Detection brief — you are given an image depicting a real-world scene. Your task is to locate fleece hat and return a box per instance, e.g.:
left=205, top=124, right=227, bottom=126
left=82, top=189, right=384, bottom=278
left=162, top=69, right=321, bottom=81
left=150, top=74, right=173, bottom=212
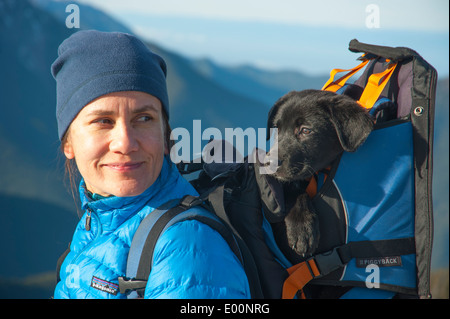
left=51, top=30, right=169, bottom=140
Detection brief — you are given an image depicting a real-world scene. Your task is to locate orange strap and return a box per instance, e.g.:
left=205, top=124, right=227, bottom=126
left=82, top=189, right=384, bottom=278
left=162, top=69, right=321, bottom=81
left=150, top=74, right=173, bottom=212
left=305, top=169, right=329, bottom=198
left=282, top=259, right=321, bottom=299
left=305, top=177, right=317, bottom=198
left=357, top=61, right=397, bottom=109
left=283, top=169, right=330, bottom=299
left=322, top=57, right=397, bottom=111
left=321, top=58, right=370, bottom=92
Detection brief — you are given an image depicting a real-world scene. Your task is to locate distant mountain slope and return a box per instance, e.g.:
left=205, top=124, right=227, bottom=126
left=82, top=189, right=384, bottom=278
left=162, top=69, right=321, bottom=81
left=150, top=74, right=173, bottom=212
left=0, top=194, right=78, bottom=278
left=191, top=58, right=327, bottom=106
left=148, top=43, right=269, bottom=132
left=0, top=0, right=74, bottom=210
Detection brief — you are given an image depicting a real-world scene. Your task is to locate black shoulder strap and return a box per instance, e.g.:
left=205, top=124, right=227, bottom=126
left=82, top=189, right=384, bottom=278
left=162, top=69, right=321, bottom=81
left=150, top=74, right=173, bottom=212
left=56, top=244, right=71, bottom=283
left=119, top=194, right=261, bottom=298
left=207, top=186, right=264, bottom=298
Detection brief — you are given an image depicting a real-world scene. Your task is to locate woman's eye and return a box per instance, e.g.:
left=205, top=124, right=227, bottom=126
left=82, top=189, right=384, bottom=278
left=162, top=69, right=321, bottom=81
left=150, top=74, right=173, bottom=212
left=136, top=115, right=152, bottom=122
left=93, top=118, right=113, bottom=125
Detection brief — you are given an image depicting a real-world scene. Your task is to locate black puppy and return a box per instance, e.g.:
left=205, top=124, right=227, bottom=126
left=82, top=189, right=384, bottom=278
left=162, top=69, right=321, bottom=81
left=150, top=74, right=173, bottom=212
left=266, top=89, right=373, bottom=258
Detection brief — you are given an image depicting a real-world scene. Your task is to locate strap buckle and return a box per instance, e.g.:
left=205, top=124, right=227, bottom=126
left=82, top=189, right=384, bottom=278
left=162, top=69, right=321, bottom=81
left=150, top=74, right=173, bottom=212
left=118, top=276, right=147, bottom=294
left=282, top=246, right=346, bottom=299
left=313, top=246, right=345, bottom=277
left=179, top=195, right=204, bottom=208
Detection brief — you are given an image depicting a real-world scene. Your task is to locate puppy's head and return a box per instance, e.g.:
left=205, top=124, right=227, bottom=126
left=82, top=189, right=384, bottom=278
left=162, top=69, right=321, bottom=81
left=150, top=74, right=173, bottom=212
left=267, top=89, right=373, bottom=182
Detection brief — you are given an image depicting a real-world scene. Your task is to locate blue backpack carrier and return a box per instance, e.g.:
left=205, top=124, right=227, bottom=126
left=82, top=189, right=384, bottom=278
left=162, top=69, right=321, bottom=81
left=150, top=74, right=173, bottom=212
left=304, top=39, right=436, bottom=298
left=117, top=40, right=436, bottom=299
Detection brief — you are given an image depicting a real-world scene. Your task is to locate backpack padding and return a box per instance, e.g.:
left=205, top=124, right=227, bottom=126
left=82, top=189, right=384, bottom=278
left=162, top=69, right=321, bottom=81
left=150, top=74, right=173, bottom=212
left=409, top=56, right=437, bottom=298
left=206, top=186, right=265, bottom=298
left=217, top=164, right=289, bottom=298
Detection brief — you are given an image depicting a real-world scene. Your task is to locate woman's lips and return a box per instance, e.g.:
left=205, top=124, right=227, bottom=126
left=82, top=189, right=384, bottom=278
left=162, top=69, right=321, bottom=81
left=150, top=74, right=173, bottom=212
left=102, top=162, right=143, bottom=172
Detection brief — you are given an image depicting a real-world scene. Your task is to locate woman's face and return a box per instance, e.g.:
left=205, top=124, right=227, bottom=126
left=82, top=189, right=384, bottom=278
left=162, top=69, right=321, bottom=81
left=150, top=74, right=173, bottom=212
left=63, top=91, right=168, bottom=197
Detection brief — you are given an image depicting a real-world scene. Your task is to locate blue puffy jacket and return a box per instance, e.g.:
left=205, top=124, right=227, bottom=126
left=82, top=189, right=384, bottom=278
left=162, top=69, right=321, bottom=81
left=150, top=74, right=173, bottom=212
left=54, top=157, right=251, bottom=299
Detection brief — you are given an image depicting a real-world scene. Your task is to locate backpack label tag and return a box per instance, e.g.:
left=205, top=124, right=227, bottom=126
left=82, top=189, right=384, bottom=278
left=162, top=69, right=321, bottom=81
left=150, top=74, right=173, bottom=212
left=356, top=256, right=402, bottom=268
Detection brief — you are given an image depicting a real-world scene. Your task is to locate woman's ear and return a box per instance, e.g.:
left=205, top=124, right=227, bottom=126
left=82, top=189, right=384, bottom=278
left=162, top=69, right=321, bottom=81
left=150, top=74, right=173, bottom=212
left=63, top=137, right=75, bottom=159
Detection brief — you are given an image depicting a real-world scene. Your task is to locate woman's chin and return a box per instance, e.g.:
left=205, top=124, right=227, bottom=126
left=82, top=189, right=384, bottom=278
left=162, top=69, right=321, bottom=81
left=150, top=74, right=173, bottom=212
left=88, top=179, right=152, bottom=198
left=112, top=183, right=148, bottom=197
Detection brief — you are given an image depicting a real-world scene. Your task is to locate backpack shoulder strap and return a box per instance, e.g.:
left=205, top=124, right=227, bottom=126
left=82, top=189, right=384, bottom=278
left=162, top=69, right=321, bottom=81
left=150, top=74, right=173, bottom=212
left=118, top=195, right=247, bottom=298
left=56, top=243, right=71, bottom=284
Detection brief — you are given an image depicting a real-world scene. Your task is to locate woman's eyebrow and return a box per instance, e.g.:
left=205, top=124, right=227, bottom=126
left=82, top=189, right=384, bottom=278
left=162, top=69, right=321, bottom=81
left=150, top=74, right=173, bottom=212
left=133, top=105, right=159, bottom=114
left=85, top=109, right=115, bottom=117
left=85, top=105, right=158, bottom=117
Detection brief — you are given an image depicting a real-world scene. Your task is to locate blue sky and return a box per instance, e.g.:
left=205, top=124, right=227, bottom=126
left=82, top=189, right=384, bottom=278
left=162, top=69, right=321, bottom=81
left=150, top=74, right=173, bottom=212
left=78, top=0, right=449, bottom=77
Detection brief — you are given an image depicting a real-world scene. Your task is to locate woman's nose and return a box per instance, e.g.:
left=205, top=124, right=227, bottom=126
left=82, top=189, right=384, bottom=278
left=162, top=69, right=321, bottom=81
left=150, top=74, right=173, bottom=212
left=109, top=122, right=139, bottom=154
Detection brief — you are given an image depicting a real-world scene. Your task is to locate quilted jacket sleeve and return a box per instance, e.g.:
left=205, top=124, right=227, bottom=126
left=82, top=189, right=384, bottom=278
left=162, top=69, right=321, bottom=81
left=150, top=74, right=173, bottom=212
left=143, top=219, right=251, bottom=299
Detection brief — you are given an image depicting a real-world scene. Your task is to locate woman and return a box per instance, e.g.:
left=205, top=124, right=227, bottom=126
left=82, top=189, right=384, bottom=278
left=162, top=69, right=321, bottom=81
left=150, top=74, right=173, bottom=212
left=52, top=30, right=250, bottom=299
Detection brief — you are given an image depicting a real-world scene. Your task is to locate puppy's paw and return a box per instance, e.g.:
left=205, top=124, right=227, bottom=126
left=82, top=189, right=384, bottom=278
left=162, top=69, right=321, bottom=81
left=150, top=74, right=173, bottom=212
left=285, top=194, right=320, bottom=257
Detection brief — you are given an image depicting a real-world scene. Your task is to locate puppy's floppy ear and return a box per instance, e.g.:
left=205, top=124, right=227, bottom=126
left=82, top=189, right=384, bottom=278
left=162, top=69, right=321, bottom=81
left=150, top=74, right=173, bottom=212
left=267, top=91, right=297, bottom=140
left=327, top=95, right=374, bottom=152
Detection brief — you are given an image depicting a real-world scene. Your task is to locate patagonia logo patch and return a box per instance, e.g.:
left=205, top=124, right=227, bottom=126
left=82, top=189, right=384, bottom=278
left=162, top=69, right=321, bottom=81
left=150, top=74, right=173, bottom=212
left=356, top=256, right=402, bottom=268
left=91, top=276, right=119, bottom=295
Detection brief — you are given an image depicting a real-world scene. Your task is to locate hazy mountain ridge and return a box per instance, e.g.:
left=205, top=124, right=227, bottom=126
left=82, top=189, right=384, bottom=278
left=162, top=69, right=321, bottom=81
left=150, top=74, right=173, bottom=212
left=0, top=0, right=447, bottom=298
left=190, top=58, right=328, bottom=106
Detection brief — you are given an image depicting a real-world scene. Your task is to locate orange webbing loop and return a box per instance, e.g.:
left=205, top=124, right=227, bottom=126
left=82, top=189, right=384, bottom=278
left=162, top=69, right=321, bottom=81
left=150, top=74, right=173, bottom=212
left=321, top=58, right=370, bottom=92
left=305, top=168, right=329, bottom=198
left=357, top=61, right=397, bottom=109
left=305, top=177, right=317, bottom=198
left=282, top=259, right=321, bottom=299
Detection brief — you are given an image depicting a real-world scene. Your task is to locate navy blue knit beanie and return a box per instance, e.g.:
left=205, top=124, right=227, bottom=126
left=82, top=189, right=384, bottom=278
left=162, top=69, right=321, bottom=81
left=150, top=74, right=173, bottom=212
left=51, top=30, right=169, bottom=140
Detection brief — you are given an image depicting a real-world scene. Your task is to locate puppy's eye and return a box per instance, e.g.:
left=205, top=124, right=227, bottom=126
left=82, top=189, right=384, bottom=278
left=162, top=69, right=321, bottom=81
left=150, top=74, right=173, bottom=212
left=301, top=128, right=312, bottom=135
left=295, top=127, right=312, bottom=136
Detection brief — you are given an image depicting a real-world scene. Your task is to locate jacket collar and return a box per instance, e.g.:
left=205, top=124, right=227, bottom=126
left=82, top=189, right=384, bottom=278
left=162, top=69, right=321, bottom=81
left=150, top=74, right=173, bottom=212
left=78, top=156, right=190, bottom=232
